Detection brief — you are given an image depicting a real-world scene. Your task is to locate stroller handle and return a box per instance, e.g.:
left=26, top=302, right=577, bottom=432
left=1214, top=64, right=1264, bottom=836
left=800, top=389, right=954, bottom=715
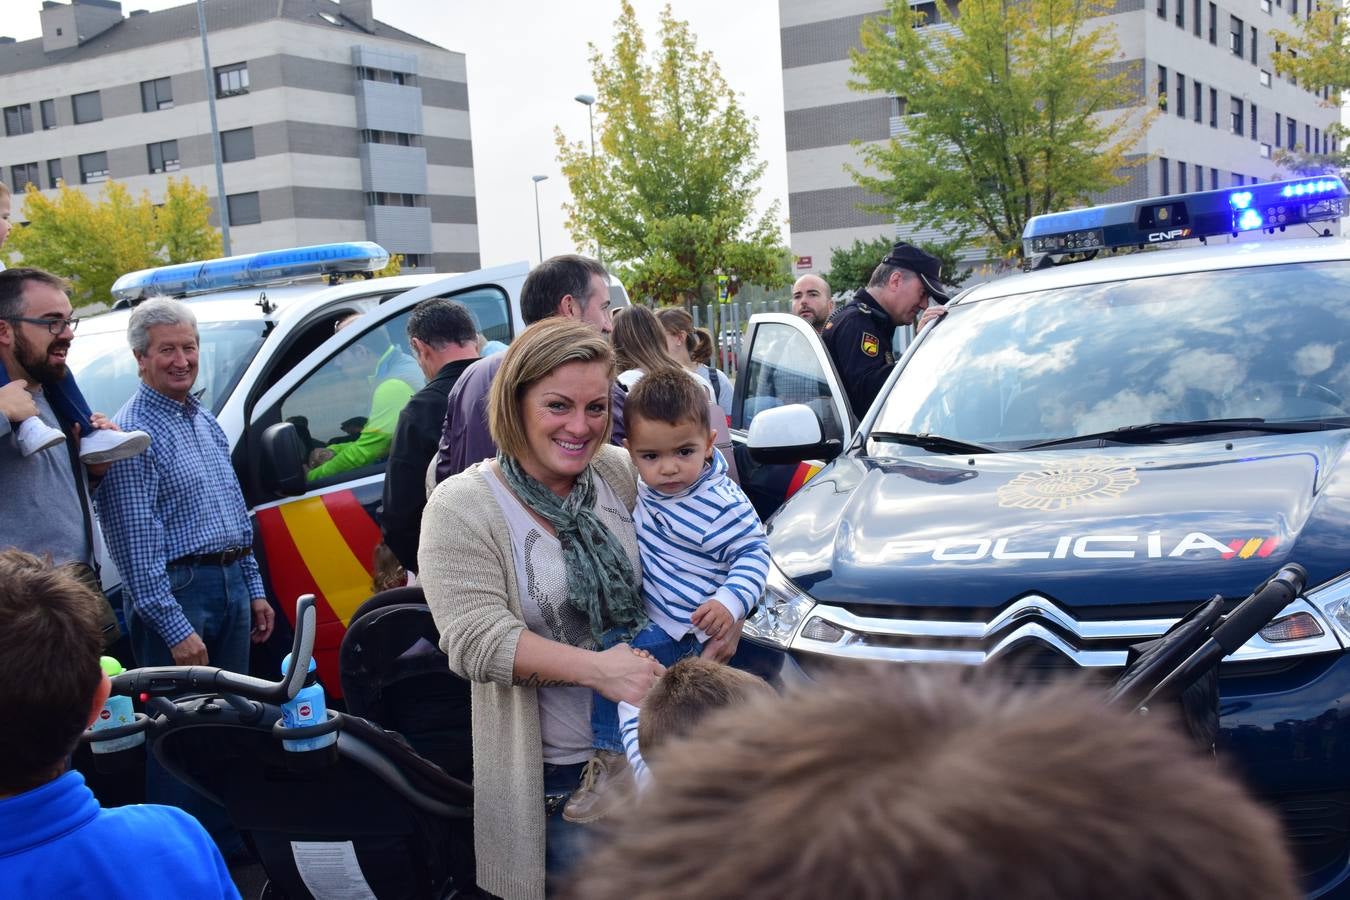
left=110, top=594, right=318, bottom=703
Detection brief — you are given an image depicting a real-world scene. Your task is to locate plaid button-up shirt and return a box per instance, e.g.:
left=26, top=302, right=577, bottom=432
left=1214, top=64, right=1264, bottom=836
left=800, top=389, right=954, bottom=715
left=96, top=383, right=265, bottom=646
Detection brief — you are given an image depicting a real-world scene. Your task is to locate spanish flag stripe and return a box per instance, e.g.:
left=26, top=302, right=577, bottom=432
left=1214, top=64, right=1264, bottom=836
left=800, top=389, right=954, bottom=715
left=255, top=506, right=336, bottom=630
left=1256, top=537, right=1279, bottom=558
left=786, top=463, right=823, bottom=498
left=1238, top=537, right=1265, bottom=560
left=277, top=497, right=374, bottom=627
left=320, top=491, right=381, bottom=578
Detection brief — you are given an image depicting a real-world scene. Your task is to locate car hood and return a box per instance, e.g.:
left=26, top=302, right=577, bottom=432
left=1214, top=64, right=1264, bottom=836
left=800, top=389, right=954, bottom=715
left=768, top=432, right=1350, bottom=609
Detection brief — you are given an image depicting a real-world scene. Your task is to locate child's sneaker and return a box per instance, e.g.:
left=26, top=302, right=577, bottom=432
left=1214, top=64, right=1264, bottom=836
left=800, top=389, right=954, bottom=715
left=562, top=750, right=634, bottom=823
left=78, top=428, right=151, bottom=464
left=16, top=416, right=66, bottom=456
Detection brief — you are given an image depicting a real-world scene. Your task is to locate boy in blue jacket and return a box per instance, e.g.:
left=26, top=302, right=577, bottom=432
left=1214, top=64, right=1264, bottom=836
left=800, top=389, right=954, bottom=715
left=0, top=549, right=238, bottom=899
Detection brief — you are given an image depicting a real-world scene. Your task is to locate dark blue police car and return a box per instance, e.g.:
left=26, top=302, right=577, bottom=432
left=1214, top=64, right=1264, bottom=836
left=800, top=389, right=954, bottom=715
left=727, top=177, right=1350, bottom=896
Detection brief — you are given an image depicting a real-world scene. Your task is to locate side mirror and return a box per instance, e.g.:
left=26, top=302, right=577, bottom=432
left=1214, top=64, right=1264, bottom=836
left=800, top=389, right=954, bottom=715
left=261, top=422, right=307, bottom=497
left=747, top=404, right=842, bottom=465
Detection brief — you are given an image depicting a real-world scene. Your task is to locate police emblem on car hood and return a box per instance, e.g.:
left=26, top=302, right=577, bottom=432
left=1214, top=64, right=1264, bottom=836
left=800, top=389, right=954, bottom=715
left=996, top=457, right=1139, bottom=511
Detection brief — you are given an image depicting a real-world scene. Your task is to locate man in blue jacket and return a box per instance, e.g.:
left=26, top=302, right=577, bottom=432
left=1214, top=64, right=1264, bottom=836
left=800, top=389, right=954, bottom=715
left=0, top=549, right=238, bottom=899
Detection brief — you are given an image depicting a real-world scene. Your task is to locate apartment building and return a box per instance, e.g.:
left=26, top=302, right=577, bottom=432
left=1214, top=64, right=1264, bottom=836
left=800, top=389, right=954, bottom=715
left=780, top=0, right=1340, bottom=274
left=0, top=0, right=479, bottom=273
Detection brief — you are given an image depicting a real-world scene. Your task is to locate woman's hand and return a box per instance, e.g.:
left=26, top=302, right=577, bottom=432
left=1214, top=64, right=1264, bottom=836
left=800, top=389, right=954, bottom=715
left=701, top=618, right=745, bottom=663
left=589, top=642, right=664, bottom=705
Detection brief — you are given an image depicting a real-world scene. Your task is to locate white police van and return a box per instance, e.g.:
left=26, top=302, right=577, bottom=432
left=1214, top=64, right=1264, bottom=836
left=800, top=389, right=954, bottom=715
left=724, top=176, right=1350, bottom=894
left=69, top=242, right=629, bottom=689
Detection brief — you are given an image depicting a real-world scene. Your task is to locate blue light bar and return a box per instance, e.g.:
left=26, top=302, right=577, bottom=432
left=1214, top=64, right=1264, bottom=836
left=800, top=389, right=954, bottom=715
left=1023, top=175, right=1348, bottom=258
left=111, top=242, right=391, bottom=302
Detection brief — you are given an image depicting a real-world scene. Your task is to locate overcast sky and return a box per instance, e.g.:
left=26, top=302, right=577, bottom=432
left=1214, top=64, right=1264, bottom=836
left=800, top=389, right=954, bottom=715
left=9, top=0, right=790, bottom=268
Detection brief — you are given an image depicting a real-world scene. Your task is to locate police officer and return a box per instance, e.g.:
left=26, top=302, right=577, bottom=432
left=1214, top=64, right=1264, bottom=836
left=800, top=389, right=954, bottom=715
left=822, top=242, right=949, bottom=419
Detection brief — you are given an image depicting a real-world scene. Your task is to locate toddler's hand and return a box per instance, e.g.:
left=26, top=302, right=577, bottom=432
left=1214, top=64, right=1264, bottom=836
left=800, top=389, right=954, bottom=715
left=692, top=600, right=733, bottom=640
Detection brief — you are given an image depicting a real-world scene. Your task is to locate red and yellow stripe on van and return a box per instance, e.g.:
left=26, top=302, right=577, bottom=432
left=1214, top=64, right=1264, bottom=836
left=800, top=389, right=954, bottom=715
left=255, top=490, right=380, bottom=695
left=785, top=462, right=823, bottom=499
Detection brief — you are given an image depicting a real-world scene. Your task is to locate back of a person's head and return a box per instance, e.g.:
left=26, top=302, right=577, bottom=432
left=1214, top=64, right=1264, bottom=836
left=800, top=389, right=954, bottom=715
left=0, top=550, right=105, bottom=795
left=520, top=254, right=607, bottom=325
left=637, top=657, right=773, bottom=768
left=690, top=328, right=714, bottom=366
left=613, top=304, right=679, bottom=376
left=569, top=668, right=1298, bottom=900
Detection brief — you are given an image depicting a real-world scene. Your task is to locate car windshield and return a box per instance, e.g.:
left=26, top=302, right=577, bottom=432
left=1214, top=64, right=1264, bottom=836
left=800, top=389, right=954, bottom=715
left=66, top=321, right=268, bottom=416
left=872, top=260, right=1350, bottom=450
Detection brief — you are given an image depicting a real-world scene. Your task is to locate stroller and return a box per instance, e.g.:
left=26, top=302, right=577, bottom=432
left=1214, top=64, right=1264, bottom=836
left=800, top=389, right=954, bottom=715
left=83, top=594, right=475, bottom=899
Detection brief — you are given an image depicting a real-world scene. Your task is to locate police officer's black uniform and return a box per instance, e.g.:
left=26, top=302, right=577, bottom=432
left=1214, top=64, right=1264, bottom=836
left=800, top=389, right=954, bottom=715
left=821, top=288, right=897, bottom=421
left=821, top=241, right=951, bottom=421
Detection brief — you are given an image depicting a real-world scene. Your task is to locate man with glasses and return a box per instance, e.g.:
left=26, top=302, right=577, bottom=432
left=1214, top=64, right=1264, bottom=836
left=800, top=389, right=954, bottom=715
left=0, top=267, right=146, bottom=647
left=822, top=242, right=950, bottom=420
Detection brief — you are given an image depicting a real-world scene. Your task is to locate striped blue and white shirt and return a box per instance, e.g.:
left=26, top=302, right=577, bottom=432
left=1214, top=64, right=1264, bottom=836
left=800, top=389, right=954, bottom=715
left=95, top=383, right=265, bottom=647
left=636, top=450, right=769, bottom=642
left=618, top=700, right=652, bottom=792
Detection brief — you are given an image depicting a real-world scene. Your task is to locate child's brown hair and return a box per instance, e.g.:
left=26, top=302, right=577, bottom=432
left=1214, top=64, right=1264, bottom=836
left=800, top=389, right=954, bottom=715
left=636, top=657, right=773, bottom=766
left=624, top=368, right=708, bottom=434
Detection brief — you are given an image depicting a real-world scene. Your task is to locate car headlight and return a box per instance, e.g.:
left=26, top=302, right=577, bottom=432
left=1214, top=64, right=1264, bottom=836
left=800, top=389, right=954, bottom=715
left=1302, top=572, right=1350, bottom=647
left=743, top=561, right=815, bottom=649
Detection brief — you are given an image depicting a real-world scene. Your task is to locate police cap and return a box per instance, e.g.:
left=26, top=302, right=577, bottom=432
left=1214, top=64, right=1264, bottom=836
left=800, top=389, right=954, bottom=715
left=881, top=242, right=951, bottom=304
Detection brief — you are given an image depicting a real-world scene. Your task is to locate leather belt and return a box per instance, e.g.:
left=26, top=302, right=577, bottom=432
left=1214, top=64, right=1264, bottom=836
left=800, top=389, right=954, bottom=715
left=170, top=547, right=252, bottom=567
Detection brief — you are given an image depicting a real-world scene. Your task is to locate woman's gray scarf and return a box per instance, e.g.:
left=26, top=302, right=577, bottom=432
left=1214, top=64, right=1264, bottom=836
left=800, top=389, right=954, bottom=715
left=498, top=453, right=647, bottom=646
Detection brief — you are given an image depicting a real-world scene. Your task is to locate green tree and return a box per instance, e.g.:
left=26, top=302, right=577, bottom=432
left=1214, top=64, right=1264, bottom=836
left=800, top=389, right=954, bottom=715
left=821, top=235, right=972, bottom=295
left=5, top=177, right=221, bottom=306
left=848, top=0, right=1154, bottom=260
left=1270, top=7, right=1350, bottom=176
left=555, top=1, right=788, bottom=309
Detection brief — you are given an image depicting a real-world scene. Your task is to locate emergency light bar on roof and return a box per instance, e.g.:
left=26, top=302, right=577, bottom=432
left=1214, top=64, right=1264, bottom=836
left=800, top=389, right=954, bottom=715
left=110, top=242, right=391, bottom=303
left=1022, top=176, right=1348, bottom=260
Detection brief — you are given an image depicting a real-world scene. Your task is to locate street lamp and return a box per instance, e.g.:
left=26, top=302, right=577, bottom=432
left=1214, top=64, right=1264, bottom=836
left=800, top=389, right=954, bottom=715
left=531, top=174, right=549, bottom=264
left=573, top=93, right=600, bottom=260
left=196, top=0, right=231, bottom=255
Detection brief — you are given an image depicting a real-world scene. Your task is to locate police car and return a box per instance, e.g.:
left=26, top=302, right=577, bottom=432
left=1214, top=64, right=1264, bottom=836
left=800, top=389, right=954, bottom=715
left=69, top=243, right=629, bottom=691
left=727, top=177, right=1350, bottom=895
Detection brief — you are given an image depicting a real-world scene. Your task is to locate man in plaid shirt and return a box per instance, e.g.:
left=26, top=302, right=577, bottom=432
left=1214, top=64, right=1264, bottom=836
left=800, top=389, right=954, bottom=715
left=95, top=298, right=274, bottom=671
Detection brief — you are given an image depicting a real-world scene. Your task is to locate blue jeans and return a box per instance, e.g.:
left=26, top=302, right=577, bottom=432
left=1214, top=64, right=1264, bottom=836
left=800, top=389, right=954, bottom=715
left=591, top=623, right=701, bottom=753
left=544, top=761, right=591, bottom=891
left=0, top=367, right=94, bottom=435
left=128, top=559, right=252, bottom=857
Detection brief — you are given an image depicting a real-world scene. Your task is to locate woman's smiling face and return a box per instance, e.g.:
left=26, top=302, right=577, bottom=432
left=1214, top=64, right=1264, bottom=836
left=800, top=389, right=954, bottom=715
left=516, top=360, right=612, bottom=495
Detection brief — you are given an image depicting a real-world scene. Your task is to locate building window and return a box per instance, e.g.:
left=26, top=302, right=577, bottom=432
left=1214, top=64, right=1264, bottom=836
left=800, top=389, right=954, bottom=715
left=1175, top=0, right=1184, bottom=27
left=46, top=158, right=61, bottom=189
left=364, top=192, right=424, bottom=207
left=1192, top=81, right=1202, bottom=122
left=1287, top=117, right=1297, bottom=149
left=1178, top=159, right=1188, bottom=192
left=1292, top=0, right=1297, bottom=14
left=1229, top=16, right=1244, bottom=56
left=1209, top=88, right=1218, bottom=128
left=1194, top=163, right=1203, bottom=189
left=1306, top=123, right=1312, bottom=152
left=1260, top=69, right=1271, bottom=87
left=215, top=62, right=250, bottom=98
left=1208, top=2, right=1217, bottom=43
left=1288, top=50, right=1297, bottom=86
left=11, top=162, right=39, bottom=193
left=356, top=66, right=416, bottom=86
left=1176, top=73, right=1186, bottom=117
left=1250, top=27, right=1257, bottom=64
left=221, top=127, right=255, bottom=163
left=39, top=99, right=56, bottom=130
left=226, top=191, right=261, bottom=225
left=1157, top=0, right=1166, bottom=17
left=402, top=253, right=423, bottom=268
left=4, top=104, right=33, bottom=136
left=360, top=129, right=421, bottom=147
left=78, top=151, right=108, bottom=184
left=1210, top=167, right=1219, bottom=189
left=147, top=140, right=180, bottom=174
left=1250, top=102, right=1257, bottom=140
left=1233, top=173, right=1245, bottom=186
left=1193, top=0, right=1201, bottom=33
left=1157, top=65, right=1168, bottom=111
left=1275, top=112, right=1282, bottom=146
left=140, top=77, right=174, bottom=112
left=1230, top=97, right=1244, bottom=134
left=72, top=91, right=102, bottom=124
left=1260, top=143, right=1272, bottom=158
left=1160, top=157, right=1170, bottom=194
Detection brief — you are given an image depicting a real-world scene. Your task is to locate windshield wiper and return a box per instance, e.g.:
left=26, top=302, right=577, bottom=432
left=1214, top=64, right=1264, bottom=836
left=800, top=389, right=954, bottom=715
left=1022, top=418, right=1345, bottom=450
left=869, top=431, right=1001, bottom=455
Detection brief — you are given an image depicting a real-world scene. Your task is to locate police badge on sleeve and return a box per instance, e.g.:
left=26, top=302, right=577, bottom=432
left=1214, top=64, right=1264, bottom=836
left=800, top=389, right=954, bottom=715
left=861, top=333, right=879, bottom=357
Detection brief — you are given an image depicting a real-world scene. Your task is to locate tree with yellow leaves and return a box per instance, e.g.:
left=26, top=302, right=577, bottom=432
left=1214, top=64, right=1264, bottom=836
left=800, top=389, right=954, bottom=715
left=3, top=177, right=221, bottom=307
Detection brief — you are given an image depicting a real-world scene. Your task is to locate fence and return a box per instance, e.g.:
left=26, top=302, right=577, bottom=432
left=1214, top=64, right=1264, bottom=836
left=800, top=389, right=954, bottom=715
left=639, top=292, right=792, bottom=373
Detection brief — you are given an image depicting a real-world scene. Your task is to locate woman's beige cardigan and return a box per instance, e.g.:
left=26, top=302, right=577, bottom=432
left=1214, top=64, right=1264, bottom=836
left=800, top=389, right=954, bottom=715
left=418, top=446, right=638, bottom=900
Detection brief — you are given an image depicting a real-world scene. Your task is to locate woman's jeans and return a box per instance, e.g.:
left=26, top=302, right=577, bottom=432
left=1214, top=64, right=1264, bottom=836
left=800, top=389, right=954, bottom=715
left=590, top=623, right=701, bottom=753
left=0, top=367, right=95, bottom=435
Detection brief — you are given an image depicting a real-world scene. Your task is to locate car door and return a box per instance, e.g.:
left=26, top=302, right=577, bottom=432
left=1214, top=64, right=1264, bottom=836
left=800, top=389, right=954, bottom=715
left=242, top=278, right=519, bottom=689
left=730, top=313, right=854, bottom=520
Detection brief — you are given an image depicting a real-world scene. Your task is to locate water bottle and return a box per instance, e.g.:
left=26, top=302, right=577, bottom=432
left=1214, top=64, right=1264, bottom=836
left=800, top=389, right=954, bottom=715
left=90, top=656, right=144, bottom=754
left=280, top=654, right=336, bottom=752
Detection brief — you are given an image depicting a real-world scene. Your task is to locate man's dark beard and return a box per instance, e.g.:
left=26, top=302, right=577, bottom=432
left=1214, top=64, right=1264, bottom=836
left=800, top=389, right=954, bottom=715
left=13, top=326, right=68, bottom=385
